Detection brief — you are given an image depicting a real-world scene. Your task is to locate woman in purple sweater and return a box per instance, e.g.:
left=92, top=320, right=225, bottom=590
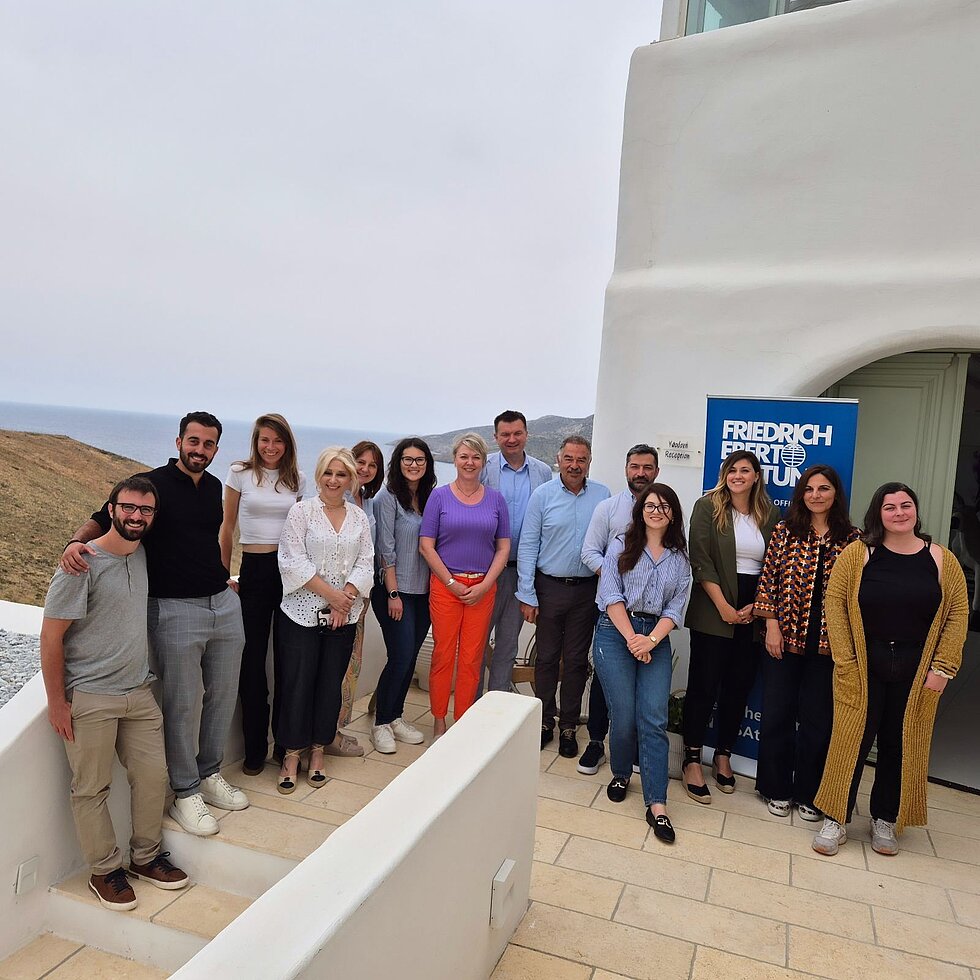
left=420, top=433, right=510, bottom=738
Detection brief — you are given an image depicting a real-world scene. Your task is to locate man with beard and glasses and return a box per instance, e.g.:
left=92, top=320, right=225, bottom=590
left=578, top=444, right=661, bottom=774
left=62, top=412, right=247, bottom=837
left=42, top=477, right=190, bottom=911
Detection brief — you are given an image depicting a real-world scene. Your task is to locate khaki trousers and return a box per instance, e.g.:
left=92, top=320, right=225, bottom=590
left=63, top=685, right=169, bottom=875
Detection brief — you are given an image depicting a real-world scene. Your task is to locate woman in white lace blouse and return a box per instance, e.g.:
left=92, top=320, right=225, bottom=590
left=275, top=447, right=374, bottom=794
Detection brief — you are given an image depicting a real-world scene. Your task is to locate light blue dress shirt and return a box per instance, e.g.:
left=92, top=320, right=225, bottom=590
left=372, top=485, right=429, bottom=595
left=596, top=536, right=692, bottom=627
left=581, top=489, right=636, bottom=573
left=516, top=477, right=611, bottom=606
left=481, top=451, right=553, bottom=559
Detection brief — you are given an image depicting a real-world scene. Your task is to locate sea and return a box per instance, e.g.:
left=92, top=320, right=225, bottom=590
left=0, top=401, right=457, bottom=485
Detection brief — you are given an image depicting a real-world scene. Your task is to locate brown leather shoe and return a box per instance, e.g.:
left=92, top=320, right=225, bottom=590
left=127, top=851, right=189, bottom=891
left=89, top=868, right=137, bottom=910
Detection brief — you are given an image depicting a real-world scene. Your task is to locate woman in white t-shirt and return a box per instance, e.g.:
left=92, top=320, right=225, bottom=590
left=681, top=451, right=779, bottom=804
left=220, top=413, right=306, bottom=776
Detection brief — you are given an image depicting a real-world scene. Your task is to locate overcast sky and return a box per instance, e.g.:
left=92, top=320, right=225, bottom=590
left=1, top=2, right=661, bottom=433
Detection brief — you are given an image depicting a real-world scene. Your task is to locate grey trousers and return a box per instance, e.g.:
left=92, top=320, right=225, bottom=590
left=148, top=590, right=245, bottom=798
left=478, top=565, right=522, bottom=696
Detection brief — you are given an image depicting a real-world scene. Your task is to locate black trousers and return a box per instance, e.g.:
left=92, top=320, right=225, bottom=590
left=586, top=670, right=609, bottom=741
left=275, top=612, right=356, bottom=750
left=756, top=647, right=834, bottom=805
left=534, top=573, right=599, bottom=732
left=237, top=551, right=282, bottom=768
left=682, top=574, right=761, bottom=752
left=845, top=638, right=922, bottom=823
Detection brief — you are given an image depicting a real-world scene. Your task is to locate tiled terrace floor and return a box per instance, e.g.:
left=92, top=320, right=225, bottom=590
left=3, top=683, right=979, bottom=978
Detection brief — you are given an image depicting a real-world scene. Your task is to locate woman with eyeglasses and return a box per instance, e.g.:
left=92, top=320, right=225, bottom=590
left=335, top=440, right=385, bottom=752
left=682, top=450, right=779, bottom=804
left=220, top=413, right=306, bottom=776
left=753, top=465, right=860, bottom=821
left=369, top=438, right=437, bottom=754
left=812, top=483, right=968, bottom=858
left=420, top=433, right=510, bottom=739
left=593, top=484, right=691, bottom=844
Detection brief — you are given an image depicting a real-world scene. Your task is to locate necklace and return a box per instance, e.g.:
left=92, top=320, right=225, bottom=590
left=454, top=480, right=482, bottom=499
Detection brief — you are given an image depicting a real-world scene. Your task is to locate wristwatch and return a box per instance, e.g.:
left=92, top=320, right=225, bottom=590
left=388, top=590, right=400, bottom=600
left=447, top=576, right=457, bottom=588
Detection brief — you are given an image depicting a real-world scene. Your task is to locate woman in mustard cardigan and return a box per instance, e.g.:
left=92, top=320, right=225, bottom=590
left=812, top=483, right=968, bottom=857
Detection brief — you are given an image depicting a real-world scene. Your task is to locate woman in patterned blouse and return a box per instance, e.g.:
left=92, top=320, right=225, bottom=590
left=754, top=465, right=860, bottom=821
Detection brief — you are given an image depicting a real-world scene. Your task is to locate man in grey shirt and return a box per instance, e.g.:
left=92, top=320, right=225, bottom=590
left=578, top=443, right=660, bottom=773
left=41, top=477, right=189, bottom=912
left=479, top=410, right=554, bottom=695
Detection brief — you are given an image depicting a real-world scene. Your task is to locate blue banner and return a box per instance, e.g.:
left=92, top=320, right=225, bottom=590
left=700, top=395, right=859, bottom=766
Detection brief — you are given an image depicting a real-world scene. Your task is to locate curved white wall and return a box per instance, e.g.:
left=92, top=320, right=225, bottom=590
left=591, top=0, right=980, bottom=501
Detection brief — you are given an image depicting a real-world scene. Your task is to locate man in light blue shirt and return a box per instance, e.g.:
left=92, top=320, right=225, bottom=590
left=517, top=436, right=610, bottom=757
left=479, top=410, right=553, bottom=696
left=578, top=444, right=660, bottom=773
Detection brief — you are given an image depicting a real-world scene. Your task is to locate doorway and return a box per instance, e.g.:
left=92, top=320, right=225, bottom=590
left=824, top=351, right=980, bottom=792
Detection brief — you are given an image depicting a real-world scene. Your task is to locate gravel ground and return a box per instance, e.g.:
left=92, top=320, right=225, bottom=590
left=0, top=628, right=41, bottom=709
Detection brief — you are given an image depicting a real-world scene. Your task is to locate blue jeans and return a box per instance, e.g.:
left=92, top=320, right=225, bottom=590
left=593, top=613, right=672, bottom=806
left=371, top=586, right=432, bottom=726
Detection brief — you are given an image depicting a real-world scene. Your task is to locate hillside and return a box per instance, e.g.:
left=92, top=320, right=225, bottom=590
left=0, top=430, right=152, bottom=604
left=423, top=414, right=593, bottom=464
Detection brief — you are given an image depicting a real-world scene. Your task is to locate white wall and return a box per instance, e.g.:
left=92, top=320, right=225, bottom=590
left=172, top=692, right=540, bottom=980
left=590, top=0, right=980, bottom=675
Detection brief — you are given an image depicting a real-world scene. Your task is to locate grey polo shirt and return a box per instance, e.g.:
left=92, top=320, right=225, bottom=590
left=43, top=543, right=153, bottom=696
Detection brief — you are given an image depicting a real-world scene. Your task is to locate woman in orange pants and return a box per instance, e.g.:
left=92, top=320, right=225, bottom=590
left=420, top=433, right=510, bottom=738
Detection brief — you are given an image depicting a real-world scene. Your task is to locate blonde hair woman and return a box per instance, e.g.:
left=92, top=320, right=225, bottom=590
left=220, top=413, right=306, bottom=775
left=681, top=450, right=779, bottom=803
left=275, top=448, right=374, bottom=793
left=419, top=433, right=510, bottom=739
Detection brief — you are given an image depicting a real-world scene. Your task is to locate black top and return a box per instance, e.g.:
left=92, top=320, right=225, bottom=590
left=803, top=544, right=825, bottom=656
left=858, top=543, right=941, bottom=645
left=92, top=459, right=229, bottom=599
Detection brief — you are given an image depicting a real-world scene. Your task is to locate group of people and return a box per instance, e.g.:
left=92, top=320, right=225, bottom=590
left=39, top=408, right=969, bottom=912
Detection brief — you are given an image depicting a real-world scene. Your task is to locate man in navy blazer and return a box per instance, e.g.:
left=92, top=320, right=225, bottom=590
left=479, top=410, right=554, bottom=694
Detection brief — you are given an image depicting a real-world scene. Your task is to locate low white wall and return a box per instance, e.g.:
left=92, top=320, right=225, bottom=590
left=173, top=692, right=540, bottom=980
left=0, top=602, right=82, bottom=958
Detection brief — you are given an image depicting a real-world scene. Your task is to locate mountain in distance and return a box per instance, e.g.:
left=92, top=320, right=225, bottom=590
left=423, top=414, right=593, bottom=464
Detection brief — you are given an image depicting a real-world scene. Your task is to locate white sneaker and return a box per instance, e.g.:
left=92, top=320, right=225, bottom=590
left=390, top=717, right=424, bottom=744
left=812, top=817, right=846, bottom=856
left=169, top=793, right=219, bottom=837
left=870, top=817, right=899, bottom=856
left=372, top=724, right=397, bottom=754
left=200, top=773, right=249, bottom=811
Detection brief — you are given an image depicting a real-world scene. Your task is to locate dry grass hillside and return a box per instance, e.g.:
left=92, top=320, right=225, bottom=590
left=0, top=430, right=154, bottom=604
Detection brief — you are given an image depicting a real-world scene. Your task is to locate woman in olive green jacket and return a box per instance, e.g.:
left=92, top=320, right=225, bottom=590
left=682, top=451, right=779, bottom=803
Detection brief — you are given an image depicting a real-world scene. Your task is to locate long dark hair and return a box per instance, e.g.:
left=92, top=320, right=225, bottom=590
left=351, top=440, right=384, bottom=499
left=785, top=464, right=853, bottom=543
left=862, top=482, right=931, bottom=548
left=618, top=483, right=687, bottom=575
left=387, top=437, right=436, bottom=514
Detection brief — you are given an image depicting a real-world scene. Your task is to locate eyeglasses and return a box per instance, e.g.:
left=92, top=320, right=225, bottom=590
left=115, top=502, right=157, bottom=516
left=643, top=503, right=671, bottom=515
left=401, top=456, right=426, bottom=467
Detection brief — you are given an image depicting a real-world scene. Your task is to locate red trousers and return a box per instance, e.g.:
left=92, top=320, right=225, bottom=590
left=428, top=574, right=496, bottom=721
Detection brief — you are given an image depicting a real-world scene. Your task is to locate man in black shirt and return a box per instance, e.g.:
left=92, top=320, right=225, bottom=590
left=63, top=412, right=248, bottom=837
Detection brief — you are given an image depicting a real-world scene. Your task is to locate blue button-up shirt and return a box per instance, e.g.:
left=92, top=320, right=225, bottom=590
left=516, top=477, right=611, bottom=606
left=596, top=536, right=692, bottom=627
left=581, top=488, right=636, bottom=573
left=481, top=451, right=553, bottom=559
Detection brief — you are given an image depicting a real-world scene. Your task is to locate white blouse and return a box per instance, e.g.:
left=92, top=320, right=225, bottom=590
left=278, top=498, right=375, bottom=627
left=732, top=510, right=766, bottom=575
left=226, top=464, right=307, bottom=545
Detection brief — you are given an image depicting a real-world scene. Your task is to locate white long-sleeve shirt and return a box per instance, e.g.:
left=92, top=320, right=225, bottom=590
left=278, top=498, right=375, bottom=627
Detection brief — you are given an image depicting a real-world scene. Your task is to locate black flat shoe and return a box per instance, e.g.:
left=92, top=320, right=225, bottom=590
left=683, top=746, right=711, bottom=805
left=606, top=775, right=630, bottom=803
left=712, top=750, right=736, bottom=794
left=647, top=810, right=675, bottom=844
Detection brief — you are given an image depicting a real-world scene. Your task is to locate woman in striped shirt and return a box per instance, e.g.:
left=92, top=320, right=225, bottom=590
left=592, top=483, right=692, bottom=844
